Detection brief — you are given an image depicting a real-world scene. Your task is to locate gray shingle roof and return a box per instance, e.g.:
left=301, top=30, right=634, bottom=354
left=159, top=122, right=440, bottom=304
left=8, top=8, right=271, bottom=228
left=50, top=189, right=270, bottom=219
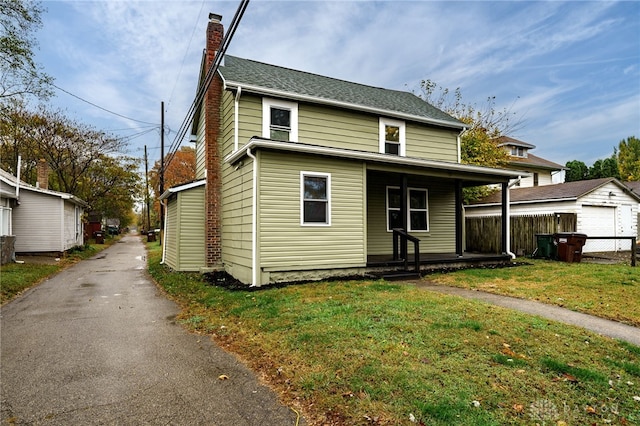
left=470, top=177, right=640, bottom=205
left=218, top=55, right=464, bottom=128
left=507, top=153, right=566, bottom=171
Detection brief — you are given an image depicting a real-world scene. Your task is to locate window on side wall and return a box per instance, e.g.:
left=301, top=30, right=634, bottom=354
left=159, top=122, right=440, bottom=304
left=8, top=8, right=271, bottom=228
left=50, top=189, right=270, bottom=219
left=263, top=98, right=298, bottom=141
left=386, top=186, right=429, bottom=232
left=301, top=172, right=331, bottom=226
left=379, top=118, right=405, bottom=156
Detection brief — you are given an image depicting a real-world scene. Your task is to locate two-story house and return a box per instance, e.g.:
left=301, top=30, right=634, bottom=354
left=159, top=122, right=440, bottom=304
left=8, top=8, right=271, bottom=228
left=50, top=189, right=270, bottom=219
left=161, top=13, right=525, bottom=286
left=497, top=136, right=565, bottom=187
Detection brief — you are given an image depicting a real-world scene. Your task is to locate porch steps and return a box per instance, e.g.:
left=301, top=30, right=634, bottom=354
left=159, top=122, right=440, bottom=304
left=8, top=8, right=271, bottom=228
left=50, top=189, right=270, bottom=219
left=381, top=271, right=421, bottom=281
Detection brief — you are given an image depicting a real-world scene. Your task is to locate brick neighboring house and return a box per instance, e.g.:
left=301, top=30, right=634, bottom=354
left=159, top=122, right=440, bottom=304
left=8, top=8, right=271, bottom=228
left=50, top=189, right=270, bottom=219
left=161, top=13, right=526, bottom=285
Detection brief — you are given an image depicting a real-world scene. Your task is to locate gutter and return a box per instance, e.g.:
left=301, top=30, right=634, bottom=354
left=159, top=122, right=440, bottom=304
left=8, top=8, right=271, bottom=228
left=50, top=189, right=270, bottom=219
left=234, top=86, right=242, bottom=151
left=15, top=155, right=21, bottom=199
left=466, top=197, right=580, bottom=209
left=245, top=148, right=258, bottom=287
left=160, top=199, right=168, bottom=265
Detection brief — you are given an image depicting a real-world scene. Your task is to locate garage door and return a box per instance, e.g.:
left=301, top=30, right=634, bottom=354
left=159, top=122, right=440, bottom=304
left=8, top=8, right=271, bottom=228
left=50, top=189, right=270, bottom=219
left=581, top=206, right=615, bottom=252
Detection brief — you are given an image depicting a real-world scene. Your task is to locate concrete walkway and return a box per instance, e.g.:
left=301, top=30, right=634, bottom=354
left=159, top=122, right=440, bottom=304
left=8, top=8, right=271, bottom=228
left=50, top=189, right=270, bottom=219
left=414, top=281, right=640, bottom=346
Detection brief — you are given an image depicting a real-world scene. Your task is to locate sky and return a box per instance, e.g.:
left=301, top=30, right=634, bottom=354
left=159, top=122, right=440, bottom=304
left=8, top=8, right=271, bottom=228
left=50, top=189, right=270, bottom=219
left=35, top=0, right=640, bottom=171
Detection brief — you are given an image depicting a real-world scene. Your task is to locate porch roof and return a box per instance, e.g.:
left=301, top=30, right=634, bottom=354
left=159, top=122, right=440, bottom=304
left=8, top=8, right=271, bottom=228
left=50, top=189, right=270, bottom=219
left=226, top=138, right=528, bottom=185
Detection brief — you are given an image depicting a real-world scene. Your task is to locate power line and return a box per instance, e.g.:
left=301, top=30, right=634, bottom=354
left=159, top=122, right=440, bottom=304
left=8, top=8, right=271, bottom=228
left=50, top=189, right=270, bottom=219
left=52, top=83, right=160, bottom=126
left=167, top=0, right=207, bottom=109
left=163, top=0, right=250, bottom=172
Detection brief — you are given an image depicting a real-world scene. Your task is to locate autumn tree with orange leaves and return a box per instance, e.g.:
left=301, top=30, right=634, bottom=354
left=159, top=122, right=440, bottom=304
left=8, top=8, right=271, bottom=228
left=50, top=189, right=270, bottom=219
left=149, top=146, right=196, bottom=216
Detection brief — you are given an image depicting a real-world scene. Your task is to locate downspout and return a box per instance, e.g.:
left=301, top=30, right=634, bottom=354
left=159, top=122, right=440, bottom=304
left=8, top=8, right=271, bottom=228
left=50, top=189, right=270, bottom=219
left=160, top=199, right=168, bottom=264
left=15, top=155, right=21, bottom=199
left=505, top=176, right=522, bottom=259
left=245, top=148, right=258, bottom=286
left=456, top=127, right=467, bottom=164
left=234, top=86, right=242, bottom=152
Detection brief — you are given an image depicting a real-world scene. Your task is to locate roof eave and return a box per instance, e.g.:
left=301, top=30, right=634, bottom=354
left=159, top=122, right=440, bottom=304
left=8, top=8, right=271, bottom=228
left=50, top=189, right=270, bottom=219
left=467, top=197, right=579, bottom=208
left=159, top=179, right=206, bottom=201
left=226, top=138, right=527, bottom=181
left=221, top=78, right=465, bottom=130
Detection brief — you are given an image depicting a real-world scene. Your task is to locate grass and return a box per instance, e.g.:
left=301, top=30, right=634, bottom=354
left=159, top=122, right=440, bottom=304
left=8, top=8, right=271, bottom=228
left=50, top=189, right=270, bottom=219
left=0, top=237, right=119, bottom=305
left=427, top=258, right=640, bottom=326
left=146, top=243, right=640, bottom=426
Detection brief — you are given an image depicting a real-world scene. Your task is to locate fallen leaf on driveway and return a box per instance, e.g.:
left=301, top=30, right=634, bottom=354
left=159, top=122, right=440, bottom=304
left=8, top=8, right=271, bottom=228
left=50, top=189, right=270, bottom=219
left=218, top=374, right=229, bottom=380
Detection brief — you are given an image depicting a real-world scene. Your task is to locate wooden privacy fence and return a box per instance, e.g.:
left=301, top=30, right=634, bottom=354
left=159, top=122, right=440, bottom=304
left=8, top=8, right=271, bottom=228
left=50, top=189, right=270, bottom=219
left=466, top=213, right=577, bottom=256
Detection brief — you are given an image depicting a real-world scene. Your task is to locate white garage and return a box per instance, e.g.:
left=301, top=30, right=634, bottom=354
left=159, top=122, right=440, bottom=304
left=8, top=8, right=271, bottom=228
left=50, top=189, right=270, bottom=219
left=466, top=177, right=639, bottom=253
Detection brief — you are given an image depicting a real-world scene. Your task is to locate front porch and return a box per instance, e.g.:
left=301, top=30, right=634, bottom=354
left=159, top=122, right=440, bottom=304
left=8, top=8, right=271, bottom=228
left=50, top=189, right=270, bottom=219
left=367, top=252, right=514, bottom=274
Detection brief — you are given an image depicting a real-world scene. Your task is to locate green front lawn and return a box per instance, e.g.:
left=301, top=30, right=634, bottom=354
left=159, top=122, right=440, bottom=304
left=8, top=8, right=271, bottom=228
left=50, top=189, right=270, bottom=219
left=147, top=243, right=640, bottom=426
left=428, top=259, right=640, bottom=326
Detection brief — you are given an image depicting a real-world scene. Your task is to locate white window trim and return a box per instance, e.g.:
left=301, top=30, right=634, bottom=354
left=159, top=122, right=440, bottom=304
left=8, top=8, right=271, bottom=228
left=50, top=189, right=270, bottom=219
left=386, top=186, right=401, bottom=232
left=408, top=187, right=429, bottom=232
left=379, top=117, right=406, bottom=156
left=385, top=186, right=429, bottom=232
left=300, top=171, right=331, bottom=226
left=262, top=98, right=298, bottom=142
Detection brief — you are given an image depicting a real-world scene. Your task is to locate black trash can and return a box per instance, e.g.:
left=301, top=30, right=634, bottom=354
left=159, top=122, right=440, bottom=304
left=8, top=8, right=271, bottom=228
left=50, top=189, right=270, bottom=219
left=535, top=234, right=557, bottom=259
left=554, top=232, right=587, bottom=263
left=147, top=231, right=156, bottom=242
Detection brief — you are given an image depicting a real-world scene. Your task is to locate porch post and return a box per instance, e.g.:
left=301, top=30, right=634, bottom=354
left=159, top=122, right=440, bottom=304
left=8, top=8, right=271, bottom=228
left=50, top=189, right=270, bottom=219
left=455, top=180, right=463, bottom=257
left=401, top=174, right=408, bottom=259
left=501, top=182, right=508, bottom=254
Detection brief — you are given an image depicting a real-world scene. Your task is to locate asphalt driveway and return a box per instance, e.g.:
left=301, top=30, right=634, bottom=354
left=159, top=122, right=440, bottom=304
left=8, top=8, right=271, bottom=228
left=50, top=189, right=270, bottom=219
left=0, top=234, right=303, bottom=425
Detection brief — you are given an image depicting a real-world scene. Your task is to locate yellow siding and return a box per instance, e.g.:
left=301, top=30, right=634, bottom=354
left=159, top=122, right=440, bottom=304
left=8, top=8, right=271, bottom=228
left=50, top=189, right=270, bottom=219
left=406, top=124, right=459, bottom=162
left=177, top=186, right=205, bottom=271
left=367, top=172, right=456, bottom=255
left=221, top=157, right=254, bottom=273
left=220, top=90, right=235, bottom=158
left=298, top=104, right=378, bottom=151
left=234, top=95, right=459, bottom=162
left=164, top=196, right=178, bottom=268
left=195, top=110, right=206, bottom=179
left=258, top=152, right=366, bottom=270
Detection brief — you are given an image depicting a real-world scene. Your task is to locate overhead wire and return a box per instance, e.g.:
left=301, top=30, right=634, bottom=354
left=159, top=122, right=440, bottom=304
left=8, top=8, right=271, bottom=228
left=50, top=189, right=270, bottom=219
left=167, top=0, right=207, bottom=109
left=52, top=82, right=160, bottom=126
left=162, top=0, right=250, bottom=173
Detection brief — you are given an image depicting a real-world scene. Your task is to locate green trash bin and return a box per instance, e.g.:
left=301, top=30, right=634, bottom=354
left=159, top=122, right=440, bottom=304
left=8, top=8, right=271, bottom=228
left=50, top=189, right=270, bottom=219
left=535, top=234, right=557, bottom=259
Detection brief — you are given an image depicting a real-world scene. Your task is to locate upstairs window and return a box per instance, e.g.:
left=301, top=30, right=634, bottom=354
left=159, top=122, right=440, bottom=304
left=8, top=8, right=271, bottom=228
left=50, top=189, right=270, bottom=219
left=510, top=146, right=525, bottom=157
left=379, top=118, right=405, bottom=156
left=263, top=98, right=298, bottom=141
left=301, top=172, right=331, bottom=226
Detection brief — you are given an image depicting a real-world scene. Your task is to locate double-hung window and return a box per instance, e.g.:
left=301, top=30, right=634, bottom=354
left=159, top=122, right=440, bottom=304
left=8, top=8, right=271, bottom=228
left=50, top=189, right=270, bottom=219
left=263, top=98, right=298, bottom=141
left=301, top=172, right=331, bottom=226
left=386, top=186, right=429, bottom=232
left=379, top=118, right=405, bottom=156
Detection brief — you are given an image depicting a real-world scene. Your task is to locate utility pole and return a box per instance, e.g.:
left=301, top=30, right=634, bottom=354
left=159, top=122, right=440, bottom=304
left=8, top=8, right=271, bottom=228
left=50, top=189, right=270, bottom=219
left=159, top=101, right=165, bottom=236
left=144, top=145, right=150, bottom=233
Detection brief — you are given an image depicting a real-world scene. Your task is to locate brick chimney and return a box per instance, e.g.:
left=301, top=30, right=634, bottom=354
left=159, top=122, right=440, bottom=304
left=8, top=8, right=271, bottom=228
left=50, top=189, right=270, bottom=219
left=204, top=13, right=224, bottom=267
left=36, top=159, right=49, bottom=190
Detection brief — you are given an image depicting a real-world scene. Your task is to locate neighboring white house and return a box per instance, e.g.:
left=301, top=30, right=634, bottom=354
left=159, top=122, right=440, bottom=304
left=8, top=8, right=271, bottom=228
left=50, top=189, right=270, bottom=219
left=466, top=177, right=640, bottom=253
left=497, top=136, right=566, bottom=187
left=0, top=168, right=89, bottom=254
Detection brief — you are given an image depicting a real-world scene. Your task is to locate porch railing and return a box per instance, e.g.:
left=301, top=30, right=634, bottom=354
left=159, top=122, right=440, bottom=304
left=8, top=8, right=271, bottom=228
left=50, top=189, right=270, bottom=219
left=392, top=228, right=420, bottom=272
